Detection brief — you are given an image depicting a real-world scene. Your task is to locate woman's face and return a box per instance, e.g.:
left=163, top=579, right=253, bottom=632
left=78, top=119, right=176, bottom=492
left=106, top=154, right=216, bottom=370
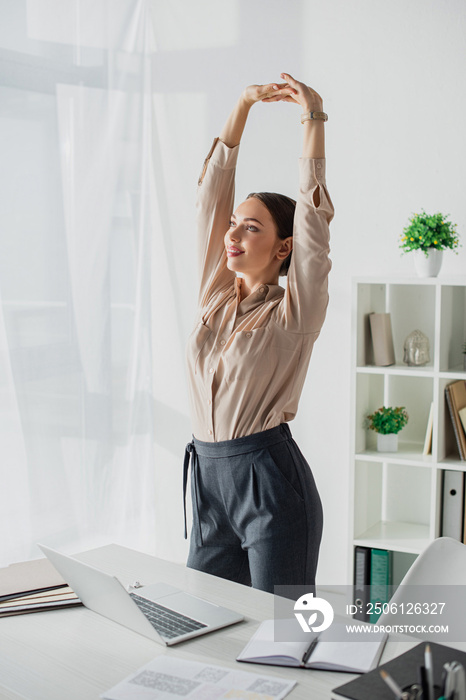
left=224, top=198, right=291, bottom=282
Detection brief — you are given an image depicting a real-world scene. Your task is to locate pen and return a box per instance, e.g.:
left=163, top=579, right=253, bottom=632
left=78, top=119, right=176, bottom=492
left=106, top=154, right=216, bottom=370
left=425, top=644, right=435, bottom=700
left=418, top=665, right=429, bottom=699
left=380, top=669, right=404, bottom=699
left=301, top=636, right=319, bottom=667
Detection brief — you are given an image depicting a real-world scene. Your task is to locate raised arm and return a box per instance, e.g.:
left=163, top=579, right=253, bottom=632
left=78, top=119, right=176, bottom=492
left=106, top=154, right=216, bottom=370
left=273, top=73, right=333, bottom=334
left=277, top=72, right=326, bottom=159
left=197, top=82, right=295, bottom=308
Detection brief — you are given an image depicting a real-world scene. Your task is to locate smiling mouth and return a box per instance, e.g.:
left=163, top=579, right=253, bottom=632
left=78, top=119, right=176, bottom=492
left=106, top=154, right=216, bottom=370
left=226, top=246, right=245, bottom=257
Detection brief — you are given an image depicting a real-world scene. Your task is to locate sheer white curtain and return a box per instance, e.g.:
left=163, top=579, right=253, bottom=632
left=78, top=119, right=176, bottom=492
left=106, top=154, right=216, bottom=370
left=0, top=0, right=163, bottom=565
left=1, top=0, right=301, bottom=567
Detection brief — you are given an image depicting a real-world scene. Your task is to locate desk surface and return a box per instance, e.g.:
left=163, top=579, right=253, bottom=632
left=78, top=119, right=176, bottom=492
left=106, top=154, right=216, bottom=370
left=0, top=544, right=418, bottom=700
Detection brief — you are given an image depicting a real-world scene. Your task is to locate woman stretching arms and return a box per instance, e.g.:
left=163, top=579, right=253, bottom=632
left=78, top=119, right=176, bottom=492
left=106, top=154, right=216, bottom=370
left=184, top=73, right=333, bottom=593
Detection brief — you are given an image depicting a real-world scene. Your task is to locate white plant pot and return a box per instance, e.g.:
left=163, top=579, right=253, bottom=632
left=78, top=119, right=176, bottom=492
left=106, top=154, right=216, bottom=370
left=377, top=433, right=398, bottom=452
left=413, top=249, right=443, bottom=278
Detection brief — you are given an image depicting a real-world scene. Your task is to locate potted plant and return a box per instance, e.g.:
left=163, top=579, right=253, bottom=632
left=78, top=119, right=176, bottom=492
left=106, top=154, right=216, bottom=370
left=367, top=406, right=409, bottom=452
left=399, top=210, right=460, bottom=277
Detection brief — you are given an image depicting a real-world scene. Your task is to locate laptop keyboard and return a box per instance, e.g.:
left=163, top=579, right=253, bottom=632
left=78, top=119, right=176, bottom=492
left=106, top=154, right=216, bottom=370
left=129, top=593, right=207, bottom=639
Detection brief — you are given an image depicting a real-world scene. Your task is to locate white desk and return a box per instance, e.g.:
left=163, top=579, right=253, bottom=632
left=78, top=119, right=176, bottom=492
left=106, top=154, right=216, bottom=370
left=0, top=545, right=417, bottom=700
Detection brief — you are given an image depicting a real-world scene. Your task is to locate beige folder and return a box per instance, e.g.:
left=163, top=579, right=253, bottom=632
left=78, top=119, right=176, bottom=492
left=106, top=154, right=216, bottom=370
left=369, top=313, right=395, bottom=366
left=0, top=557, right=66, bottom=600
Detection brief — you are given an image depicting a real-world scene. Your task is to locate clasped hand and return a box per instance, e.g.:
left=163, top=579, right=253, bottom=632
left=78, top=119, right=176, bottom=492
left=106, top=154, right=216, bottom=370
left=242, top=73, right=323, bottom=113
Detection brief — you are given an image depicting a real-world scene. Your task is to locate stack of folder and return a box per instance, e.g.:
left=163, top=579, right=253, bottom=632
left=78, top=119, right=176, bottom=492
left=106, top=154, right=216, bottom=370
left=0, top=557, right=81, bottom=617
left=353, top=547, right=391, bottom=623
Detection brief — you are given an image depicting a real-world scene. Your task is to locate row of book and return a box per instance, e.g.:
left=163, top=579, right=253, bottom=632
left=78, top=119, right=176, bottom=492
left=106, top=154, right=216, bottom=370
left=416, top=381, right=465, bottom=459
left=353, top=546, right=390, bottom=623
left=446, top=380, right=466, bottom=460
left=0, top=557, right=81, bottom=617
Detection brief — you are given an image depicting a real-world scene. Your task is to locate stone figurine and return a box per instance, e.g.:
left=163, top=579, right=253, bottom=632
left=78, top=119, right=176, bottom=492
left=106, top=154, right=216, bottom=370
left=403, top=329, right=430, bottom=366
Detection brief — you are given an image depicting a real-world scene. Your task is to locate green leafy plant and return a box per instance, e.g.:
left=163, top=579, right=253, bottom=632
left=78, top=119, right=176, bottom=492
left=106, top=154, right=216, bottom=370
left=463, top=343, right=466, bottom=355
left=367, top=406, right=409, bottom=435
left=399, top=211, right=460, bottom=257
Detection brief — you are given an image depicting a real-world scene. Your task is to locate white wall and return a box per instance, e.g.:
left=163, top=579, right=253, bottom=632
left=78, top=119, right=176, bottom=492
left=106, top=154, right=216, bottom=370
left=298, top=0, right=466, bottom=583
left=151, top=0, right=466, bottom=585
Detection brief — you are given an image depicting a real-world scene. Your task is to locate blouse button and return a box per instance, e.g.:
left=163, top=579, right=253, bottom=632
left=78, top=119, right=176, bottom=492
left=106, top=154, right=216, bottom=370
left=209, top=367, right=214, bottom=374
left=220, top=339, right=226, bottom=346
left=208, top=429, right=213, bottom=436
left=245, top=332, right=252, bottom=338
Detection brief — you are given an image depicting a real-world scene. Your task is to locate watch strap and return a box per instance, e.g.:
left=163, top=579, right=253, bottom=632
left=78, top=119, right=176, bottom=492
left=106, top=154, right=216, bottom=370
left=301, top=111, right=328, bottom=123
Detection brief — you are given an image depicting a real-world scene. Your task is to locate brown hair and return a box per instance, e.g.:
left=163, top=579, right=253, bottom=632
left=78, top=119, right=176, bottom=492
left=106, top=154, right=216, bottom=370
left=246, top=192, right=296, bottom=276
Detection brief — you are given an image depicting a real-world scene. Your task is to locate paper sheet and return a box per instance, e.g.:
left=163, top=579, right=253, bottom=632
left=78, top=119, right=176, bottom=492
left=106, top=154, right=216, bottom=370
left=101, top=655, right=296, bottom=700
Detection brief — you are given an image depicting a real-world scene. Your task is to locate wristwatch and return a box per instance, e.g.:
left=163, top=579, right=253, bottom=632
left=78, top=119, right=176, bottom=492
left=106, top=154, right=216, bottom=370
left=301, top=111, right=328, bottom=123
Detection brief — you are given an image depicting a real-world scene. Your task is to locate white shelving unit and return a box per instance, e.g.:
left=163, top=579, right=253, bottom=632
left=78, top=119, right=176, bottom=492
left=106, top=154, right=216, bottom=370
left=350, top=276, right=466, bottom=585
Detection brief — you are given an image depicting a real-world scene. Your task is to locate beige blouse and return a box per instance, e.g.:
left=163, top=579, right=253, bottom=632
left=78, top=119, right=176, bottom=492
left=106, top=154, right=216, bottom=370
left=186, top=137, right=334, bottom=442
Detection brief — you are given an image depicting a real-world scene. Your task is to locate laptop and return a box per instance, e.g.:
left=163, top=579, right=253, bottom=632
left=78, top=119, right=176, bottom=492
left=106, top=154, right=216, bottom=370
left=38, top=544, right=243, bottom=646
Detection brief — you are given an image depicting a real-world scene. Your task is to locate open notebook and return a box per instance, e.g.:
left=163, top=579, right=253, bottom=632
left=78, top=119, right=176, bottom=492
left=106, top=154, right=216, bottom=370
left=237, top=619, right=387, bottom=673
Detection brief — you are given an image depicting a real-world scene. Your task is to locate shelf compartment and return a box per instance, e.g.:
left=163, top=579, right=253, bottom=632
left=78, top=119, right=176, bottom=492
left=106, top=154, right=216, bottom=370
left=354, top=460, right=432, bottom=553
left=356, top=374, right=433, bottom=454
left=439, top=285, right=466, bottom=372
left=388, top=284, right=436, bottom=367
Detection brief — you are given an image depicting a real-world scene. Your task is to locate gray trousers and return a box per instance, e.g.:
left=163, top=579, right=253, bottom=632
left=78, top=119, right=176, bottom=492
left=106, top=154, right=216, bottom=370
left=183, top=423, right=323, bottom=594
